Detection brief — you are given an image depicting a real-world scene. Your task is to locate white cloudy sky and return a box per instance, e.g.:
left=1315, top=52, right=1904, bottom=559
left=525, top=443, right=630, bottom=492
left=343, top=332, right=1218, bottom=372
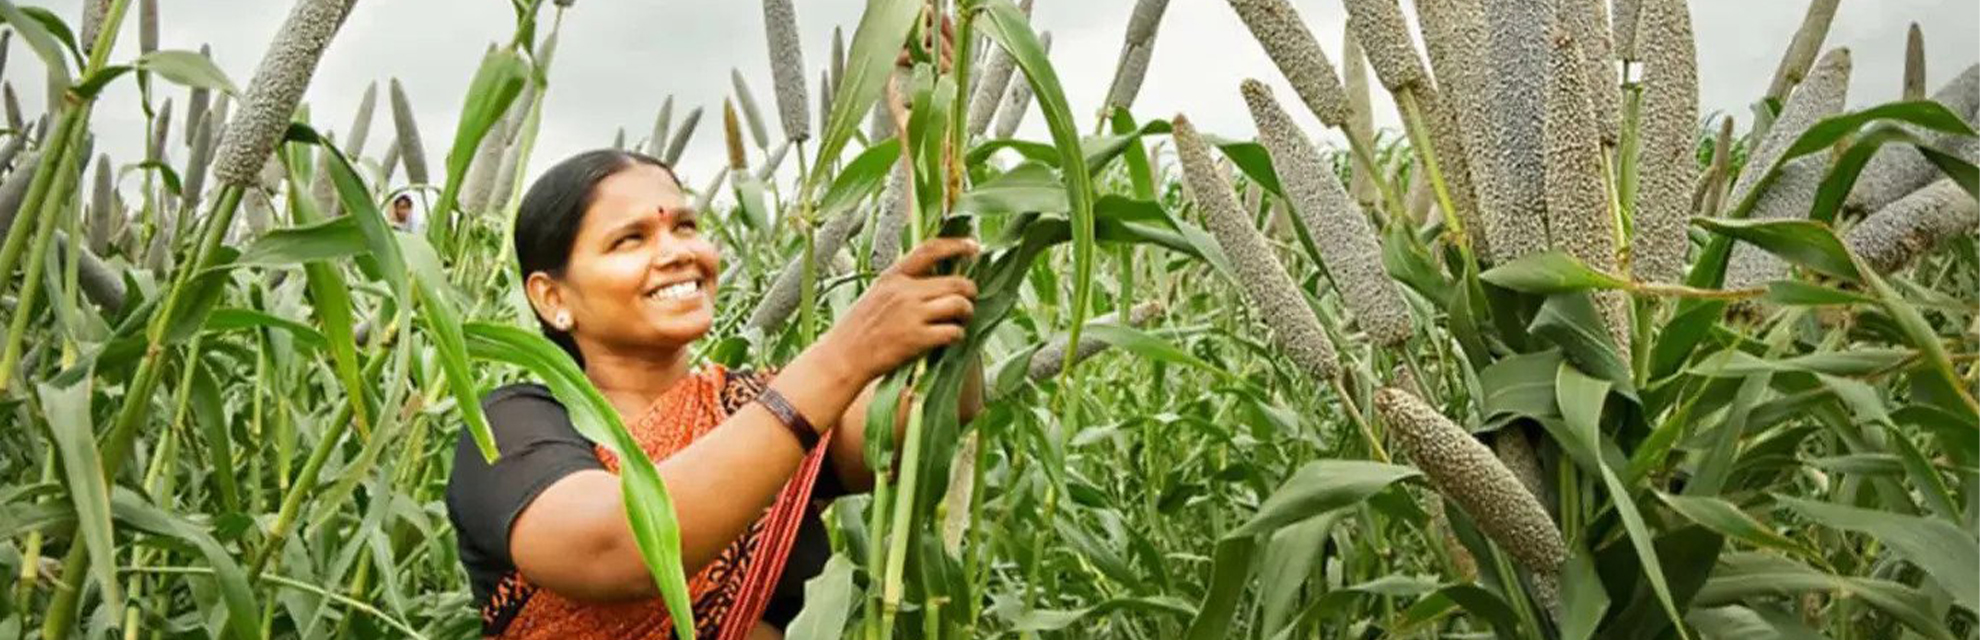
left=20, top=0, right=1980, bottom=197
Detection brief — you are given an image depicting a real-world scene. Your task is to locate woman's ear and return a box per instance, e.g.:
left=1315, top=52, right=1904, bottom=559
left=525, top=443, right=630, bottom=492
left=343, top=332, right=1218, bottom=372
left=524, top=271, right=567, bottom=328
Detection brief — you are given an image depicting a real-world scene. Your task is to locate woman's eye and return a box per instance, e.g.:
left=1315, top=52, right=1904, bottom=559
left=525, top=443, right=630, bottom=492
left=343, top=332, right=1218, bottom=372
left=675, top=220, right=699, bottom=233
left=613, top=234, right=642, bottom=249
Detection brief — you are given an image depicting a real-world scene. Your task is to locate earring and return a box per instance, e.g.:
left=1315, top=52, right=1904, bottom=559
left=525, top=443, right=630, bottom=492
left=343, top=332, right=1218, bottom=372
left=553, top=311, right=572, bottom=331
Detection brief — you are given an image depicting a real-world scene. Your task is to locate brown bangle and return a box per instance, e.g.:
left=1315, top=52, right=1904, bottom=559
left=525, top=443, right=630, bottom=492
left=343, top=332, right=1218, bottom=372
left=755, top=387, right=820, bottom=450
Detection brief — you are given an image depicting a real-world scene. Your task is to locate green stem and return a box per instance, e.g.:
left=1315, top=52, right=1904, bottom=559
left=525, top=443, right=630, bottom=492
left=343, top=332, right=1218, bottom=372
left=1631, top=297, right=1657, bottom=384
left=250, top=337, right=269, bottom=512
left=79, top=0, right=138, bottom=77
left=327, top=558, right=373, bottom=640
left=880, top=395, right=929, bottom=622
left=97, top=186, right=246, bottom=470
left=248, top=343, right=393, bottom=580
left=249, top=397, right=355, bottom=579
left=876, top=6, right=975, bottom=631
left=799, top=217, right=818, bottom=345
left=171, top=336, right=239, bottom=514
left=1628, top=281, right=1765, bottom=301
left=1394, top=89, right=1470, bottom=262
left=1021, top=482, right=1058, bottom=629
left=1345, top=128, right=1405, bottom=227
left=120, top=403, right=180, bottom=640
left=1333, top=377, right=1389, bottom=463
left=1492, top=550, right=1545, bottom=638
left=1601, top=152, right=1627, bottom=273
left=948, top=3, right=976, bottom=199
left=1615, top=86, right=1643, bottom=243
left=1397, top=345, right=1440, bottom=406
left=42, top=135, right=198, bottom=640
left=864, top=473, right=894, bottom=640
left=1558, top=447, right=1583, bottom=549
left=960, top=428, right=992, bottom=635
left=13, top=449, right=55, bottom=607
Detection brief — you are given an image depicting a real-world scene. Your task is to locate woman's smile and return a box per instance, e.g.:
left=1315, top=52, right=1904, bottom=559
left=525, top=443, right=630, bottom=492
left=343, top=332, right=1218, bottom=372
left=640, top=273, right=712, bottom=318
left=646, top=279, right=701, bottom=303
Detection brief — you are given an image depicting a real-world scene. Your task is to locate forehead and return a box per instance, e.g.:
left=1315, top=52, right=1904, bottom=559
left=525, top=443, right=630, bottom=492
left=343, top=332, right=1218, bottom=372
left=580, top=163, right=689, bottom=232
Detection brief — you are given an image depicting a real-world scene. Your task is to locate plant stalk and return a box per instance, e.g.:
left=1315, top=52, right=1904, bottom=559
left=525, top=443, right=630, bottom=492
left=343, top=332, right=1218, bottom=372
left=1344, top=129, right=1405, bottom=228
left=1394, top=89, right=1470, bottom=261
left=1333, top=377, right=1389, bottom=463
left=1629, top=281, right=1765, bottom=301
left=880, top=394, right=929, bottom=620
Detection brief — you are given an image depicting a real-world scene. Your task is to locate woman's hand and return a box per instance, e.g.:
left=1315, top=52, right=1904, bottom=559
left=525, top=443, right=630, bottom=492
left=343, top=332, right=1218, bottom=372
left=818, top=237, right=981, bottom=383
left=896, top=11, right=954, bottom=71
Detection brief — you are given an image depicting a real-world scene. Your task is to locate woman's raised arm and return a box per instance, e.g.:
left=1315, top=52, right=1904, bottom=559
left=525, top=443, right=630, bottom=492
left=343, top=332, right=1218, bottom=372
left=505, top=238, right=979, bottom=602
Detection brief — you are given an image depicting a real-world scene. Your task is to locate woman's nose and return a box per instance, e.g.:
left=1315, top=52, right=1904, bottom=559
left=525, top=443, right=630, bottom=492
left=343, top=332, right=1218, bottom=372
left=649, top=234, right=693, bottom=270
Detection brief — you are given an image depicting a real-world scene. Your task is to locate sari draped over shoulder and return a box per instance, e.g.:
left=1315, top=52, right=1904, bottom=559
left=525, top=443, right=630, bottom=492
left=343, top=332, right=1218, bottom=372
left=486, top=365, right=832, bottom=640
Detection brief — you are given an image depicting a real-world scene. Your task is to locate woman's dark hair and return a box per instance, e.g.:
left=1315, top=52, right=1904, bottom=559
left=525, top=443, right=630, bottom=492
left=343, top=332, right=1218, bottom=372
left=513, top=148, right=681, bottom=366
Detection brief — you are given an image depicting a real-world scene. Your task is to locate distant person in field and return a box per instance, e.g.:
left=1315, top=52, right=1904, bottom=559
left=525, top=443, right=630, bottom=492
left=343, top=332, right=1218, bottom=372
left=389, top=193, right=422, bottom=232
left=445, top=20, right=972, bottom=640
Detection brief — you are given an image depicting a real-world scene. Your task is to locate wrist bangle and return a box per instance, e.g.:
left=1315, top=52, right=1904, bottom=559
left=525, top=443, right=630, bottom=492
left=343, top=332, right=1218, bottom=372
left=755, top=387, right=820, bottom=450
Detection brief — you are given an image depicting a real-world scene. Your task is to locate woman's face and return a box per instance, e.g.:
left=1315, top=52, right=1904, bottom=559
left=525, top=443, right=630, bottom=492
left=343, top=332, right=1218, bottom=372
left=540, top=163, right=720, bottom=356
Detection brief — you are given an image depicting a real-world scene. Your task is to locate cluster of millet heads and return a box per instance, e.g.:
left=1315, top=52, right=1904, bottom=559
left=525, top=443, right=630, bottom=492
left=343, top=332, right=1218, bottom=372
left=1192, top=0, right=1738, bottom=614
left=1726, top=6, right=1978, bottom=288
left=643, top=0, right=865, bottom=206
left=0, top=4, right=127, bottom=313
left=967, top=0, right=1047, bottom=140
left=594, top=0, right=829, bottom=211
left=219, top=0, right=538, bottom=227
left=1189, top=0, right=1977, bottom=622
left=743, top=204, right=868, bottom=333
left=1840, top=65, right=1979, bottom=275
left=2, top=0, right=359, bottom=312
left=1722, top=48, right=1854, bottom=292
left=1174, top=114, right=1344, bottom=385
left=1220, top=0, right=1708, bottom=349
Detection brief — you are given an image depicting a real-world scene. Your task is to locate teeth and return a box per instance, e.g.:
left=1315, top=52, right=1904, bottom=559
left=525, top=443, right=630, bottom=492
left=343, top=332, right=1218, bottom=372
left=651, top=280, right=700, bottom=301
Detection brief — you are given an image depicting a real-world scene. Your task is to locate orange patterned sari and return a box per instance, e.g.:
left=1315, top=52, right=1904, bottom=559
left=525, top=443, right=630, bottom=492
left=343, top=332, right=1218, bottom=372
left=484, top=366, right=832, bottom=640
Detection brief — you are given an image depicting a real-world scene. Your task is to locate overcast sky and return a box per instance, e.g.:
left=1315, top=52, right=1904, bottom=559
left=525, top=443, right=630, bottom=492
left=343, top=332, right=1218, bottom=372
left=21, top=0, right=1980, bottom=200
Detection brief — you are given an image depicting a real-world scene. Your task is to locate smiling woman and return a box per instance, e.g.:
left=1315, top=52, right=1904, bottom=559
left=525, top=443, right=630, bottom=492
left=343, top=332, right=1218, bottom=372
left=445, top=149, right=983, bottom=640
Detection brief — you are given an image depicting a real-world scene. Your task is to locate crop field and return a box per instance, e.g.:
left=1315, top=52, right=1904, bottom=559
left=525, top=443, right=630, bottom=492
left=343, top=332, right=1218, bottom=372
left=0, top=0, right=1977, bottom=638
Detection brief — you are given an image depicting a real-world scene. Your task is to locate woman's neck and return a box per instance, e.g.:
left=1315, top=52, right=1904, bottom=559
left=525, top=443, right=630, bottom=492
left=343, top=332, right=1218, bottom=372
left=581, top=344, right=693, bottom=419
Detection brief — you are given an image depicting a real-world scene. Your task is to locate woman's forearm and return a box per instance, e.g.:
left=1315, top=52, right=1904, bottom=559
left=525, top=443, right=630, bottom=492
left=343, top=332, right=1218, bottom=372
left=554, top=405, right=818, bottom=602
left=660, top=343, right=866, bottom=569
left=529, top=342, right=870, bottom=601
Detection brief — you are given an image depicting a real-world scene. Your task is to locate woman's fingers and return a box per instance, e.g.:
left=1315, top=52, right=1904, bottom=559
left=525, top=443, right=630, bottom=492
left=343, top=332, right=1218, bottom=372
left=889, top=237, right=979, bottom=278
left=896, top=12, right=956, bottom=69
left=924, top=294, right=974, bottom=324
left=924, top=323, right=967, bottom=346
left=935, top=15, right=955, bottom=71
left=912, top=275, right=977, bottom=301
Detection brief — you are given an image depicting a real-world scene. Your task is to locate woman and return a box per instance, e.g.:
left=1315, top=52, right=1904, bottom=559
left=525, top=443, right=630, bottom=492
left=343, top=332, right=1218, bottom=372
left=446, top=149, right=980, bottom=639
